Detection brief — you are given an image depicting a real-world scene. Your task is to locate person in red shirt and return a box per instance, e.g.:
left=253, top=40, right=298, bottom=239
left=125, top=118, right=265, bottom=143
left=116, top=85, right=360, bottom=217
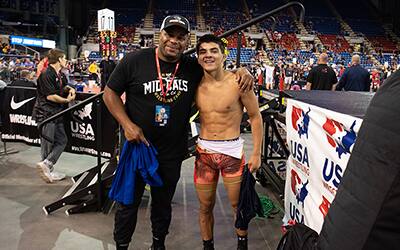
left=371, top=68, right=380, bottom=92
left=36, top=56, right=49, bottom=78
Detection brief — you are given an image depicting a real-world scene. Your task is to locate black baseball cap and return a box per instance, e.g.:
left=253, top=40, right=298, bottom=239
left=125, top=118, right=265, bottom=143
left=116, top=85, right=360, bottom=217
left=160, top=15, right=190, bottom=33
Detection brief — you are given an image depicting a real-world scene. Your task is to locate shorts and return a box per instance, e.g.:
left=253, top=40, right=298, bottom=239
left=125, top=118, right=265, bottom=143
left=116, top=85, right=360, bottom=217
left=194, top=146, right=245, bottom=191
left=265, top=76, right=273, bottom=84
left=284, top=76, right=293, bottom=85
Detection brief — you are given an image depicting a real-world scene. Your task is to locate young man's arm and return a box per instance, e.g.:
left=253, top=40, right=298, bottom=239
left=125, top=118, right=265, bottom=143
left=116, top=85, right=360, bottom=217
left=240, top=90, right=263, bottom=173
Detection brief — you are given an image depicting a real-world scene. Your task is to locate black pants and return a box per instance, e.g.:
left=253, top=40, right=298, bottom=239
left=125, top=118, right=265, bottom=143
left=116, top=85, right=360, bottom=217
left=113, top=160, right=182, bottom=245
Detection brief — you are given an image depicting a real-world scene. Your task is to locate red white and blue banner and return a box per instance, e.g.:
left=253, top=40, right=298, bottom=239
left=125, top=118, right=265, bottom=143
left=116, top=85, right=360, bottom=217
left=284, top=98, right=363, bottom=232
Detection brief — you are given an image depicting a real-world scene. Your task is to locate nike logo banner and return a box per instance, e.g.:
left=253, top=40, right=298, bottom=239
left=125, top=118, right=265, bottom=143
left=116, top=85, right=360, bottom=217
left=0, top=86, right=117, bottom=158
left=10, top=96, right=36, bottom=110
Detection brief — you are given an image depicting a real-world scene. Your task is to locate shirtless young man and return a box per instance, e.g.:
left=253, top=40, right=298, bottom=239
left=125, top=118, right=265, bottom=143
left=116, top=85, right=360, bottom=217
left=194, top=34, right=263, bottom=250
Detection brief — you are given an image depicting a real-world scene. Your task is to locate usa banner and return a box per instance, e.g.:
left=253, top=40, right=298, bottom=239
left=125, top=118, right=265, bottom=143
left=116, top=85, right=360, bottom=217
left=284, top=98, right=363, bottom=232
left=0, top=86, right=117, bottom=158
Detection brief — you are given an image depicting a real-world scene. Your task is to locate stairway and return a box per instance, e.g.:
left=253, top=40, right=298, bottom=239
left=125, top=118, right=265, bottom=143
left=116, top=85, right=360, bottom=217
left=292, top=19, right=313, bottom=51
left=133, top=32, right=141, bottom=45
left=294, top=20, right=308, bottom=36
left=196, top=15, right=206, bottom=31
left=263, top=35, right=273, bottom=50
left=196, top=0, right=207, bottom=31
left=154, top=31, right=160, bottom=46
left=143, top=13, right=154, bottom=30
left=314, top=36, right=324, bottom=52
left=382, top=24, right=400, bottom=45
left=190, top=32, right=197, bottom=48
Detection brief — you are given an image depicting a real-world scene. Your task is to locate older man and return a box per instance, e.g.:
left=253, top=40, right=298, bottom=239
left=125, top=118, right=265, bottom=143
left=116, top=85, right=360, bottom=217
left=306, top=53, right=337, bottom=90
left=336, top=54, right=371, bottom=91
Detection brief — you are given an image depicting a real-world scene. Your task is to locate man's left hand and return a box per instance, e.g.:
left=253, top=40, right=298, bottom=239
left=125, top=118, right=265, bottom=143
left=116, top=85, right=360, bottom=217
left=235, top=67, right=254, bottom=92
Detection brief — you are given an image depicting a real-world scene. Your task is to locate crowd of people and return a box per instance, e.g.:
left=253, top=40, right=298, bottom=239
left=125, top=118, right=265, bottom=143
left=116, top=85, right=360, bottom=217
left=1, top=46, right=398, bottom=95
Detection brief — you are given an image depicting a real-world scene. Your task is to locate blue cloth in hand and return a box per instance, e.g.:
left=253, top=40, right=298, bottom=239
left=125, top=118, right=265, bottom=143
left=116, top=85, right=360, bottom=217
left=109, top=141, right=163, bottom=205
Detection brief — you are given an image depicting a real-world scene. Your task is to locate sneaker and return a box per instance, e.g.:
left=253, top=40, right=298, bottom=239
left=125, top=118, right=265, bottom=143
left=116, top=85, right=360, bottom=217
left=36, top=161, right=53, bottom=183
left=49, top=171, right=66, bottom=181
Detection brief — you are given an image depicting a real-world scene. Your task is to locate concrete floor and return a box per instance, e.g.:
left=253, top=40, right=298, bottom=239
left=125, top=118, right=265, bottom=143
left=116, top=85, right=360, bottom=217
left=0, top=134, right=283, bottom=250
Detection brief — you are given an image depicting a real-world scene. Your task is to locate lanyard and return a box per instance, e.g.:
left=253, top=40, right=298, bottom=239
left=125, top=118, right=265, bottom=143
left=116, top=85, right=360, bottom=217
left=57, top=73, right=63, bottom=95
left=155, top=48, right=180, bottom=102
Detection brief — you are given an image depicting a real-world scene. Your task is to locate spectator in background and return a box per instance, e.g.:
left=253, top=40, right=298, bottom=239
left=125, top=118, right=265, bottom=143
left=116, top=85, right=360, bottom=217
left=9, top=70, right=36, bottom=88
left=284, top=64, right=294, bottom=89
left=0, top=74, right=7, bottom=89
left=100, top=56, right=116, bottom=90
left=36, top=56, right=49, bottom=78
left=371, top=68, right=381, bottom=92
left=306, top=53, right=337, bottom=90
left=87, top=61, right=99, bottom=83
left=336, top=55, right=370, bottom=91
left=32, top=49, right=76, bottom=183
left=264, top=62, right=275, bottom=89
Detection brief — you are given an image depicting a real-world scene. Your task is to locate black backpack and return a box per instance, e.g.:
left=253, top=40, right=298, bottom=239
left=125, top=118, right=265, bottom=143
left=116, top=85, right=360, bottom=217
left=277, top=223, right=318, bottom=250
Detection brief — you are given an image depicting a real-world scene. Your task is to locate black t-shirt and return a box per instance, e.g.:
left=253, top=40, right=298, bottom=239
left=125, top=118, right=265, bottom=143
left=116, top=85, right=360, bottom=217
left=107, top=48, right=203, bottom=162
left=285, top=68, right=294, bottom=77
left=100, top=60, right=116, bottom=76
left=32, top=66, right=67, bottom=123
left=307, top=64, right=337, bottom=90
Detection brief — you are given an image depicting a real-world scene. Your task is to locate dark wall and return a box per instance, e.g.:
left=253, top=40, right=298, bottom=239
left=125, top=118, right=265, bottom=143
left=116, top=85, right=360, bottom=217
left=68, top=0, right=91, bottom=36
left=369, top=0, right=400, bottom=35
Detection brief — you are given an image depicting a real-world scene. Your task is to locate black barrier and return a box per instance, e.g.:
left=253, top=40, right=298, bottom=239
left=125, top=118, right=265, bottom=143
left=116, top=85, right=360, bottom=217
left=0, top=86, right=118, bottom=158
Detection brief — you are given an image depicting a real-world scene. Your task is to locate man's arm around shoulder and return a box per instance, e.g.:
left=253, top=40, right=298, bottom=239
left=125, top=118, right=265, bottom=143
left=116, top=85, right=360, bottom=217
left=240, top=90, right=262, bottom=172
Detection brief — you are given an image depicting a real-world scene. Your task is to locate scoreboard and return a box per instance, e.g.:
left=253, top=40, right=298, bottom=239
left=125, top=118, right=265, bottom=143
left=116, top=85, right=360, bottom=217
left=98, top=8, right=117, bottom=58
left=99, top=30, right=117, bottom=58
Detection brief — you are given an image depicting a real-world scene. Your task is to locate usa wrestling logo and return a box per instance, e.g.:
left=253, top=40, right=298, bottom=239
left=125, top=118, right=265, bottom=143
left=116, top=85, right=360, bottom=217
left=290, top=169, right=309, bottom=207
left=322, top=119, right=357, bottom=159
left=291, top=106, right=311, bottom=139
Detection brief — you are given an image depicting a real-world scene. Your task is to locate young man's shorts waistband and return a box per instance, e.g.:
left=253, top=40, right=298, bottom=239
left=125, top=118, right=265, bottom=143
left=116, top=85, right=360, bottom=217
left=197, top=137, right=244, bottom=159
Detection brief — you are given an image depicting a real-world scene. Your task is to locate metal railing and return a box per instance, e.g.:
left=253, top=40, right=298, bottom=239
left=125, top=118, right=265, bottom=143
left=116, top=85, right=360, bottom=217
left=38, top=91, right=105, bottom=210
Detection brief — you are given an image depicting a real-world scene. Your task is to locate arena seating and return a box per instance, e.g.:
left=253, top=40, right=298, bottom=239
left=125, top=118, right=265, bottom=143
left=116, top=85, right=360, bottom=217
left=116, top=25, right=136, bottom=43
left=227, top=48, right=256, bottom=64
left=346, top=19, right=385, bottom=36
left=269, top=32, right=300, bottom=51
left=318, top=34, right=350, bottom=52
left=259, top=15, right=297, bottom=33
left=368, top=36, right=398, bottom=53
left=205, top=11, right=247, bottom=31
left=115, top=9, right=145, bottom=26
left=374, top=53, right=400, bottom=66
left=306, top=17, right=343, bottom=35
left=153, top=9, right=197, bottom=29
left=271, top=49, right=317, bottom=65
